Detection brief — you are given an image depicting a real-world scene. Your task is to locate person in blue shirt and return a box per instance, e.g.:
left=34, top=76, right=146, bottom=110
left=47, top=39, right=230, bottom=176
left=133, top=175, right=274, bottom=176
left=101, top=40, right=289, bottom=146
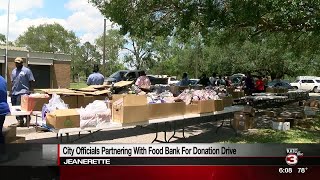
left=177, top=72, right=190, bottom=86
left=0, top=75, right=10, bottom=144
left=11, top=57, right=35, bottom=127
left=87, top=64, right=105, bottom=86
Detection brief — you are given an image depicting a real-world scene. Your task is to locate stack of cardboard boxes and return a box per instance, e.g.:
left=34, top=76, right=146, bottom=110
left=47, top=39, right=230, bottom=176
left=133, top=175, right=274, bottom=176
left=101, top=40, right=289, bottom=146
left=185, top=99, right=224, bottom=115
left=232, top=106, right=255, bottom=131
left=3, top=125, right=26, bottom=143
left=232, top=90, right=245, bottom=99
left=21, top=94, right=108, bottom=112
left=20, top=90, right=231, bottom=129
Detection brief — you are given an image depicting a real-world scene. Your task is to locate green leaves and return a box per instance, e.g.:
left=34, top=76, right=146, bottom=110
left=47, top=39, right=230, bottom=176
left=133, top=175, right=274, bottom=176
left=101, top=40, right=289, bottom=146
left=15, top=23, right=80, bottom=54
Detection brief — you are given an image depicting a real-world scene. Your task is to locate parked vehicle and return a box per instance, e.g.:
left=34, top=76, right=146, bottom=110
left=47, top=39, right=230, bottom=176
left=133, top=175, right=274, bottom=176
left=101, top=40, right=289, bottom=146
left=105, top=70, right=144, bottom=84
left=290, top=77, right=320, bottom=92
left=267, top=80, right=293, bottom=89
left=230, top=74, right=245, bottom=86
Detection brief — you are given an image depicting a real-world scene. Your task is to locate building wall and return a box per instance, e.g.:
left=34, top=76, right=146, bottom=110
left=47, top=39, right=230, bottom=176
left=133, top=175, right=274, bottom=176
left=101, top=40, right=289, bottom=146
left=53, top=61, right=71, bottom=88
left=0, top=47, right=71, bottom=91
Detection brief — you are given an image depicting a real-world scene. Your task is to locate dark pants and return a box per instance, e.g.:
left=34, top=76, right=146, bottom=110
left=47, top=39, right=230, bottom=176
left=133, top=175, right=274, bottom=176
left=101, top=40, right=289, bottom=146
left=0, top=115, right=5, bottom=144
left=11, top=94, right=30, bottom=122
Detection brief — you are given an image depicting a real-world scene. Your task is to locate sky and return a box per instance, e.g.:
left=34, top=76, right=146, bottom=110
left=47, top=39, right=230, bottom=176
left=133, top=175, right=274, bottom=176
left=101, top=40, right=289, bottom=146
left=0, top=0, right=115, bottom=44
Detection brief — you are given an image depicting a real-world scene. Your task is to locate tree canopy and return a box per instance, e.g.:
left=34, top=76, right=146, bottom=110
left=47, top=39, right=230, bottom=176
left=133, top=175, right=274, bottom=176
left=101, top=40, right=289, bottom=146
left=15, top=23, right=80, bottom=54
left=91, top=0, right=320, bottom=40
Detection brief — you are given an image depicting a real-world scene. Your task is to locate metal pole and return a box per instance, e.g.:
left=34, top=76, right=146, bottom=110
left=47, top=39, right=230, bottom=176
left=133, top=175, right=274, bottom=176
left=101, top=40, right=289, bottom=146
left=5, top=0, right=10, bottom=82
left=103, top=18, right=106, bottom=74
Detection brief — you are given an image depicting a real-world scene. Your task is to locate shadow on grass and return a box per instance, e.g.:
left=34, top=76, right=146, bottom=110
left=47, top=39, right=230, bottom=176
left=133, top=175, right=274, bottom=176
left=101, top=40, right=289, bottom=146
left=224, top=117, right=320, bottom=143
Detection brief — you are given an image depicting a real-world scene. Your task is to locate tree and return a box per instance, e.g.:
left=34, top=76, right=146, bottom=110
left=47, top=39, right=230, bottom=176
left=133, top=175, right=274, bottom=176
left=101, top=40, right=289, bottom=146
left=15, top=23, right=81, bottom=81
left=95, top=29, right=126, bottom=75
left=78, top=42, right=102, bottom=77
left=15, top=23, right=79, bottom=54
left=91, top=0, right=320, bottom=40
left=122, top=35, right=158, bottom=70
left=0, top=33, right=5, bottom=44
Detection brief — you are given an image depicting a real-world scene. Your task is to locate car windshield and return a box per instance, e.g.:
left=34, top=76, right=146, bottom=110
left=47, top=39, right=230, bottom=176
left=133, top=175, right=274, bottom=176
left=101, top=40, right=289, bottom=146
left=109, top=71, right=126, bottom=78
left=294, top=80, right=300, bottom=83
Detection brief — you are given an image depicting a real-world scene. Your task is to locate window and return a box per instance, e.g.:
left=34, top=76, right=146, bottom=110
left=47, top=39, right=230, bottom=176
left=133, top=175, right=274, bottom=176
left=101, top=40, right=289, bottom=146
left=294, top=80, right=300, bottom=83
left=126, top=72, right=137, bottom=80
left=316, top=80, right=320, bottom=83
left=302, top=80, right=314, bottom=83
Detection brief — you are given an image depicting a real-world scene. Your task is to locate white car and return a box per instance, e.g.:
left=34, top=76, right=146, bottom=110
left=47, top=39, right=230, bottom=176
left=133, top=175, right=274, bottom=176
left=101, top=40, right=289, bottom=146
left=290, top=79, right=320, bottom=92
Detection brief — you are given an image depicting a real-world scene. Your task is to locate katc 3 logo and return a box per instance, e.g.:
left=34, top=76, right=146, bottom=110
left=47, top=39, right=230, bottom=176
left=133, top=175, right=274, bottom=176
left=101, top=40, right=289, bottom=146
left=285, top=148, right=303, bottom=166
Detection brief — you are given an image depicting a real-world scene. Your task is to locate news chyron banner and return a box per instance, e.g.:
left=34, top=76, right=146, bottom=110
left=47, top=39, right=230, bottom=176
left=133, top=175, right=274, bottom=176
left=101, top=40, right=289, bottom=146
left=58, top=144, right=320, bottom=166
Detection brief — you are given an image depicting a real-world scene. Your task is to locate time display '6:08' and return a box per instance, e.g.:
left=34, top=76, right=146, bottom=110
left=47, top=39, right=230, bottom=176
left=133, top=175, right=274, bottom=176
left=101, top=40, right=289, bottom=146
left=279, top=168, right=293, bottom=173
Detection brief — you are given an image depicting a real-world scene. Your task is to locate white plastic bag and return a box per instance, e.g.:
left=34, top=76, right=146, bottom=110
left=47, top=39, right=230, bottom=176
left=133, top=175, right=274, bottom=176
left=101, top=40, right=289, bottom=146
left=46, top=94, right=68, bottom=112
left=78, top=100, right=111, bottom=128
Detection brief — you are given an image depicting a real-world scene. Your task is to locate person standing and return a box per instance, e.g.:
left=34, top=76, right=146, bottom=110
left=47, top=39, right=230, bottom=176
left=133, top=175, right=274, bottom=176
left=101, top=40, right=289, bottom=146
left=87, top=64, right=105, bottom=85
left=178, top=72, right=190, bottom=86
left=255, top=76, right=265, bottom=93
left=209, top=73, right=217, bottom=86
left=0, top=75, right=10, bottom=144
left=216, top=75, right=226, bottom=86
left=135, top=71, right=151, bottom=90
left=11, top=57, right=35, bottom=127
left=198, top=73, right=210, bottom=87
left=244, top=72, right=255, bottom=95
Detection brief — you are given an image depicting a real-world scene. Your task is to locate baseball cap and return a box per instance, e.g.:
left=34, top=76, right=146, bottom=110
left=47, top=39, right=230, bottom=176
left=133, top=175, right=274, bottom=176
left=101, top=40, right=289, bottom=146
left=14, top=57, right=24, bottom=63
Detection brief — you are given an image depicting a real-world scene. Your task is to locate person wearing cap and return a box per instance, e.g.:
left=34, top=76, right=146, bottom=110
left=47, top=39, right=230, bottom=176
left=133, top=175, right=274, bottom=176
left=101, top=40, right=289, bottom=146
left=11, top=57, right=35, bottom=127
left=87, top=64, right=105, bottom=86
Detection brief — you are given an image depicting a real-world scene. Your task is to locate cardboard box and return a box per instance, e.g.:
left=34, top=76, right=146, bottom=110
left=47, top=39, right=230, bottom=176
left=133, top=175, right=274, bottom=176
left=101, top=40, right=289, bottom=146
left=213, top=99, right=224, bottom=112
left=3, top=125, right=17, bottom=143
left=46, top=109, right=80, bottom=129
left=148, top=102, right=186, bottom=119
left=272, top=121, right=290, bottom=131
left=111, top=94, right=127, bottom=103
left=21, top=95, right=49, bottom=111
left=310, top=100, right=319, bottom=108
left=77, top=95, right=107, bottom=108
left=226, top=87, right=235, bottom=94
left=112, top=105, right=149, bottom=124
left=222, top=96, right=233, bottom=107
left=232, top=91, right=245, bottom=99
left=6, top=136, right=26, bottom=144
left=276, top=117, right=286, bottom=122
left=185, top=104, right=199, bottom=114
left=192, top=100, right=215, bottom=114
left=233, top=112, right=254, bottom=131
left=113, top=94, right=147, bottom=106
left=77, top=96, right=94, bottom=108
left=61, top=95, right=78, bottom=109
left=243, top=106, right=255, bottom=116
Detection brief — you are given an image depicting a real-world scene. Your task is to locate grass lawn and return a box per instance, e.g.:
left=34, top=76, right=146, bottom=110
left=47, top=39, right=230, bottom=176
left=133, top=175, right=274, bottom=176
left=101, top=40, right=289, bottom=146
left=70, top=82, right=88, bottom=89
left=222, top=117, right=320, bottom=143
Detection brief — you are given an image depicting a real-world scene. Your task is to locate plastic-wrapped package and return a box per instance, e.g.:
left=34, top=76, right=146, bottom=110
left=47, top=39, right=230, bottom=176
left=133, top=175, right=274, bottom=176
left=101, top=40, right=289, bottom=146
left=78, top=100, right=111, bottom=129
left=163, top=97, right=175, bottom=103
left=46, top=94, right=69, bottom=112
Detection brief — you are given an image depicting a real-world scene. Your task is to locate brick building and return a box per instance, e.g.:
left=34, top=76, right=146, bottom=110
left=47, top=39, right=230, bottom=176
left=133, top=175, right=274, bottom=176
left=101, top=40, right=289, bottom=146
left=0, top=46, right=71, bottom=90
